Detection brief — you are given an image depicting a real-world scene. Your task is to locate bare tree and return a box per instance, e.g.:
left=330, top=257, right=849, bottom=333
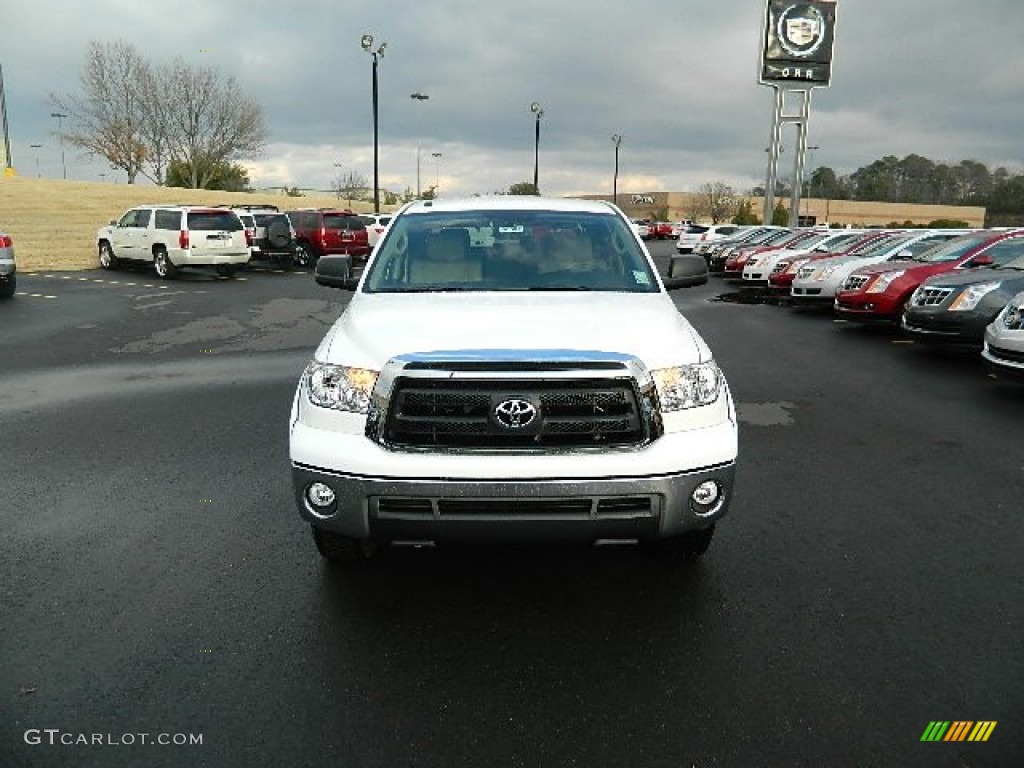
left=695, top=181, right=738, bottom=224
left=54, top=42, right=266, bottom=187
left=163, top=60, right=265, bottom=189
left=51, top=41, right=149, bottom=183
left=331, top=170, right=369, bottom=207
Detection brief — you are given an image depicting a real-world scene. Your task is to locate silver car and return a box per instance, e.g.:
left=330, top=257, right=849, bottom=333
left=0, top=229, right=15, bottom=299
left=981, top=291, right=1024, bottom=378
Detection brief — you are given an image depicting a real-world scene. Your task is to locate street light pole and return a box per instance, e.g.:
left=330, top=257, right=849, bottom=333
left=29, top=143, right=42, bottom=178
left=431, top=152, right=442, bottom=197
left=530, top=102, right=543, bottom=194
left=409, top=92, right=429, bottom=198
left=50, top=112, right=67, bottom=179
left=611, top=134, right=622, bottom=206
left=361, top=34, right=387, bottom=214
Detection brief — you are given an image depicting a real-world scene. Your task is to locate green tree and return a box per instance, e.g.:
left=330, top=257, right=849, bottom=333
left=732, top=199, right=760, bottom=225
left=166, top=157, right=250, bottom=191
left=771, top=200, right=788, bottom=226
left=508, top=181, right=539, bottom=195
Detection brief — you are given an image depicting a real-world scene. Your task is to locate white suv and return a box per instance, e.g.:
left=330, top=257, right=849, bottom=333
left=97, top=205, right=250, bottom=278
left=676, top=224, right=741, bottom=253
left=290, top=196, right=738, bottom=563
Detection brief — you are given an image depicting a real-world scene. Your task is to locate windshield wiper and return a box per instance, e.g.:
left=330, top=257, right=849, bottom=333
left=525, top=285, right=594, bottom=291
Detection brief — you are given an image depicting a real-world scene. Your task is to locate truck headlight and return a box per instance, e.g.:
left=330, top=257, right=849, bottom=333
left=866, top=270, right=905, bottom=293
left=949, top=281, right=1001, bottom=311
left=305, top=362, right=378, bottom=413
left=652, top=362, right=722, bottom=411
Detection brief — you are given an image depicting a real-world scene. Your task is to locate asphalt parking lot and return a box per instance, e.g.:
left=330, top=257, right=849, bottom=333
left=2, top=243, right=1022, bottom=768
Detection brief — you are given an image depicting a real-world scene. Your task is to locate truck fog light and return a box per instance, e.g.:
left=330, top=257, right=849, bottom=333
left=690, top=481, right=723, bottom=517
left=307, top=482, right=336, bottom=509
left=692, top=481, right=720, bottom=506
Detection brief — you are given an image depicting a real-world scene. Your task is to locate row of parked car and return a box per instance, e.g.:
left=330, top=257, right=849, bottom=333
left=93, top=204, right=391, bottom=279
left=688, top=223, right=1024, bottom=380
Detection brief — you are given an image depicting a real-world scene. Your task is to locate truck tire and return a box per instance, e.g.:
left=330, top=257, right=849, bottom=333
left=154, top=248, right=177, bottom=279
left=98, top=241, right=119, bottom=270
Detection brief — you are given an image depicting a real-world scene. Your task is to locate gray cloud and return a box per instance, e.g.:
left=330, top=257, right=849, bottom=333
left=3, top=0, right=1022, bottom=196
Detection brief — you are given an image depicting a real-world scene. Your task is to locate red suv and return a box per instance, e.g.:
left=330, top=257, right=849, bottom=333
left=834, top=229, right=1024, bottom=324
left=286, top=209, right=371, bottom=267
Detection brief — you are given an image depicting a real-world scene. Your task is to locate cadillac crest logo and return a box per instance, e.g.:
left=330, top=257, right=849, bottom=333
left=777, top=4, right=827, bottom=58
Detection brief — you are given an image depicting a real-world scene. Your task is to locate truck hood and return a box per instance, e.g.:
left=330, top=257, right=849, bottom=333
left=316, top=291, right=711, bottom=371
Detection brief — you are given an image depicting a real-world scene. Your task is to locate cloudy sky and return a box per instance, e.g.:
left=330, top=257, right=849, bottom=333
left=3, top=0, right=1023, bottom=198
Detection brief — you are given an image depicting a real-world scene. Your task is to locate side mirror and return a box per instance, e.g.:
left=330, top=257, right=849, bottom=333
left=664, top=254, right=709, bottom=289
left=314, top=254, right=359, bottom=290
left=895, top=249, right=912, bottom=260
left=967, top=254, right=994, bottom=268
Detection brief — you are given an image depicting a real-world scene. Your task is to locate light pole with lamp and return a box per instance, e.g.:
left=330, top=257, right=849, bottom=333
left=410, top=92, right=429, bottom=197
left=360, top=34, right=386, bottom=213
left=529, top=102, right=543, bottom=194
left=50, top=112, right=67, bottom=179
left=611, top=134, right=622, bottom=206
left=431, top=152, right=442, bottom=197
left=29, top=143, right=42, bottom=178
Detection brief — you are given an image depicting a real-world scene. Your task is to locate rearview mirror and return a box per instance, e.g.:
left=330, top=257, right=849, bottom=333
left=314, top=254, right=359, bottom=290
left=664, top=254, right=709, bottom=289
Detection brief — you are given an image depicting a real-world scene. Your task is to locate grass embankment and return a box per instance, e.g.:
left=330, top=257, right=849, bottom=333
left=0, top=176, right=375, bottom=271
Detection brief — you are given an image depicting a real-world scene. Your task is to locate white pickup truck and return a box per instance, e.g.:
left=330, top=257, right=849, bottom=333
left=289, top=197, right=737, bottom=562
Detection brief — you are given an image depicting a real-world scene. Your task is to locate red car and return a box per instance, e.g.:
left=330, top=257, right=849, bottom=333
left=650, top=221, right=674, bottom=240
left=722, top=229, right=819, bottom=279
left=834, top=229, right=1024, bottom=324
left=768, top=230, right=896, bottom=293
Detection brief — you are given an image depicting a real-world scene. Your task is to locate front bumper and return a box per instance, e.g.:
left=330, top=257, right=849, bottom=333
left=901, top=309, right=991, bottom=345
left=833, top=295, right=901, bottom=323
left=291, top=461, right=736, bottom=543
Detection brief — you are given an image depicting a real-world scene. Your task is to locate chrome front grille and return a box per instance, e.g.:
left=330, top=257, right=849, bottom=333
left=912, top=287, right=954, bottom=307
left=366, top=352, right=661, bottom=451
left=843, top=275, right=869, bottom=291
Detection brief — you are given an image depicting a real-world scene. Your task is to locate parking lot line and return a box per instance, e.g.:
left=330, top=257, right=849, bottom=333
left=15, top=292, right=58, bottom=300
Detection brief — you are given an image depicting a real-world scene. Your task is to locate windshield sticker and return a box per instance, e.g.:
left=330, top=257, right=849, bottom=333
left=498, top=225, right=524, bottom=234
left=633, top=270, right=651, bottom=285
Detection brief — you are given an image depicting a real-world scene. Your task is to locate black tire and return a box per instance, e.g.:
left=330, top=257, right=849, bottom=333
left=642, top=525, right=715, bottom=558
left=0, top=275, right=14, bottom=299
left=311, top=527, right=376, bottom=564
left=267, top=219, right=291, bottom=249
left=293, top=243, right=314, bottom=268
left=153, top=248, right=176, bottom=279
left=215, top=264, right=237, bottom=278
left=98, top=241, right=119, bottom=270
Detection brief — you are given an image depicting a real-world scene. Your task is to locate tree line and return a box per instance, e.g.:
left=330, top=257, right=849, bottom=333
left=52, top=40, right=265, bottom=189
left=755, top=154, right=1024, bottom=224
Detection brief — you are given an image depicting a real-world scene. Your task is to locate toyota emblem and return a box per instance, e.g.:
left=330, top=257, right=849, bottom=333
left=493, top=398, right=537, bottom=430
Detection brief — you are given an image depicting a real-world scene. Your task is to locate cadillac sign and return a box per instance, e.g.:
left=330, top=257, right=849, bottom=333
left=760, top=0, right=837, bottom=87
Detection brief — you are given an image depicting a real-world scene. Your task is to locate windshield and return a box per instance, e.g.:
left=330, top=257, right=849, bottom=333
left=812, top=232, right=862, bottom=252
left=985, top=238, right=1024, bottom=268
left=916, top=233, right=998, bottom=263
left=852, top=233, right=915, bottom=259
left=363, top=209, right=659, bottom=293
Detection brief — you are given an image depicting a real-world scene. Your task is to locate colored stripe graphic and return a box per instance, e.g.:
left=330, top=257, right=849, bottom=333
left=921, top=720, right=996, bottom=742
left=944, top=721, right=972, bottom=741
left=968, top=722, right=997, bottom=742
left=921, top=722, right=949, bottom=742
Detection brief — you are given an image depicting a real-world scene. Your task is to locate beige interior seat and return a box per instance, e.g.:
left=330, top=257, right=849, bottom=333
left=409, top=228, right=481, bottom=283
